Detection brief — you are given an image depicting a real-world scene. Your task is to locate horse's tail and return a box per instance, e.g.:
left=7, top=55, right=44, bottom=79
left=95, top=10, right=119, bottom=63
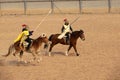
left=49, top=34, right=53, bottom=41
left=2, top=44, right=14, bottom=57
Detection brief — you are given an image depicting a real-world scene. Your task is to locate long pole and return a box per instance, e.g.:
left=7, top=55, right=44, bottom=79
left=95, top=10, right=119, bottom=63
left=70, top=15, right=80, bottom=25
left=34, top=9, right=52, bottom=31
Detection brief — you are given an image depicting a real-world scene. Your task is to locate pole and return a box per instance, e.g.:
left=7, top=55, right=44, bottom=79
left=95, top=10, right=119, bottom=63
left=0, top=2, right=1, bottom=16
left=108, top=0, right=111, bottom=13
left=70, top=15, right=80, bottom=25
left=79, top=0, right=82, bottom=14
left=51, top=0, right=54, bottom=13
left=34, top=9, right=52, bottom=31
left=23, top=0, right=27, bottom=15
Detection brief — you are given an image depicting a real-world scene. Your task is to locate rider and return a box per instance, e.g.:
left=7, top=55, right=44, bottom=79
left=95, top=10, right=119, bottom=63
left=22, top=24, right=34, bottom=36
left=14, top=24, right=33, bottom=50
left=61, top=18, right=73, bottom=44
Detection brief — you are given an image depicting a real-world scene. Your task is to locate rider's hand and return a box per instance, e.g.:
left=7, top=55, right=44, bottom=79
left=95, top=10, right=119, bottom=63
left=31, top=31, right=34, bottom=33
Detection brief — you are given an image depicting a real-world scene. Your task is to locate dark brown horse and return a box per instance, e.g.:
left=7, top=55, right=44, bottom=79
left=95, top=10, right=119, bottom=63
left=3, top=33, right=49, bottom=63
left=47, top=29, right=85, bottom=56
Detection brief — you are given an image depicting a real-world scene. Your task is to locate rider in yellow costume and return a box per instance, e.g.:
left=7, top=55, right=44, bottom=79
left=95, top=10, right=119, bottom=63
left=14, top=29, right=29, bottom=44
left=14, top=25, right=32, bottom=50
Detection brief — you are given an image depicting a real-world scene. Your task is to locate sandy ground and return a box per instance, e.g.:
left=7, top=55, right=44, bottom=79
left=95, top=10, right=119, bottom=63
left=0, top=14, right=120, bottom=80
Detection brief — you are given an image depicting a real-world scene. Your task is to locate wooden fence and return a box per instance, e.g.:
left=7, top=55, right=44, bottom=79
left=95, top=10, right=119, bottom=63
left=0, top=0, right=119, bottom=15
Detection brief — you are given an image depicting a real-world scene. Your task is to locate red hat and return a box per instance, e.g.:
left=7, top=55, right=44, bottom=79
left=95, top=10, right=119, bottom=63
left=22, top=24, right=27, bottom=27
left=64, top=18, right=67, bottom=22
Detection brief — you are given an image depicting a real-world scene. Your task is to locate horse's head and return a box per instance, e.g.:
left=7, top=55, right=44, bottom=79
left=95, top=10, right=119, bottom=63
left=40, top=33, right=49, bottom=43
left=40, top=33, right=51, bottom=50
left=79, top=29, right=85, bottom=41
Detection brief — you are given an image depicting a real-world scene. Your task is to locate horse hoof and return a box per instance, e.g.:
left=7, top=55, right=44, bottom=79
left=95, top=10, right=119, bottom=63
left=37, top=60, right=40, bottom=63
left=65, top=51, right=68, bottom=56
left=65, top=54, right=68, bottom=56
left=24, top=60, right=27, bottom=64
left=13, top=54, right=16, bottom=56
left=29, top=59, right=34, bottom=63
left=48, top=52, right=51, bottom=56
left=48, top=54, right=51, bottom=56
left=76, top=54, right=79, bottom=56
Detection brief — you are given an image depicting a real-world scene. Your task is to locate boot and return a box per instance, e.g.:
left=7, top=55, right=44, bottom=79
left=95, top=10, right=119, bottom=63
left=66, top=37, right=70, bottom=44
left=26, top=43, right=30, bottom=51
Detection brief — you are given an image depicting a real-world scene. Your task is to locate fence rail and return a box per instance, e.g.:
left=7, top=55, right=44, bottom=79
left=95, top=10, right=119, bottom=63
left=0, top=0, right=120, bottom=15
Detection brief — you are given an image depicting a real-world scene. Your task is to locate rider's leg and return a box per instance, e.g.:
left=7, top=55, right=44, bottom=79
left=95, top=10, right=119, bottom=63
left=66, top=33, right=70, bottom=44
left=26, top=38, right=32, bottom=50
left=20, top=36, right=27, bottom=50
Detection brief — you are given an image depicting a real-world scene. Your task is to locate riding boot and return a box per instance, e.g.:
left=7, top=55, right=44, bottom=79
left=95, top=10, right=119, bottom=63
left=66, top=36, right=70, bottom=44
left=25, top=38, right=32, bottom=51
left=26, top=43, right=30, bottom=51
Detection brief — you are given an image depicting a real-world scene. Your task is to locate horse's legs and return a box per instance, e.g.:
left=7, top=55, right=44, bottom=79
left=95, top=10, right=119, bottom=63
left=19, top=51, right=24, bottom=61
left=31, top=52, right=37, bottom=60
left=49, top=44, right=55, bottom=56
left=30, top=52, right=41, bottom=63
left=13, top=51, right=22, bottom=61
left=65, top=45, right=72, bottom=56
left=35, top=51, right=42, bottom=63
left=30, top=51, right=40, bottom=63
left=73, top=45, right=79, bottom=56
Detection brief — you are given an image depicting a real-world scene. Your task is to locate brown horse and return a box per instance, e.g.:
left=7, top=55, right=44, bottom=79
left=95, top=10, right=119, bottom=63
left=3, top=33, right=49, bottom=63
left=46, top=29, right=85, bottom=56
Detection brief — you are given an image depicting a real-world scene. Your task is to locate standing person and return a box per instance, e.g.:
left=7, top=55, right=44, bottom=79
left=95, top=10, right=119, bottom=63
left=61, top=18, right=73, bottom=44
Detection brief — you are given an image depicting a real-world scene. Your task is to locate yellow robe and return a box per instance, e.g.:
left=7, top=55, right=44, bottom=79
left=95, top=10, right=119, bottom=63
left=14, top=31, right=29, bottom=43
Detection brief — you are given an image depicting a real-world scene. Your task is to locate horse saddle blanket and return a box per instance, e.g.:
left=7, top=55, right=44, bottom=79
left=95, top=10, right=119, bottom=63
left=23, top=41, right=29, bottom=47
left=58, top=31, right=67, bottom=39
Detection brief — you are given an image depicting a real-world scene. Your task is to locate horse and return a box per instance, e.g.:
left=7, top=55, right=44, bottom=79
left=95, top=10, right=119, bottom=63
left=2, top=33, right=49, bottom=63
left=46, top=29, right=85, bottom=56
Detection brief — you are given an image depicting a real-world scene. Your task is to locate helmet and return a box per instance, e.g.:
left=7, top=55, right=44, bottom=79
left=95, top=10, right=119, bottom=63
left=22, top=24, right=27, bottom=27
left=63, top=18, right=67, bottom=22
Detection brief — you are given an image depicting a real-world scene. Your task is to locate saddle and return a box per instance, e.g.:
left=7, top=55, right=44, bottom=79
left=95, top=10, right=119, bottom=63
left=58, top=31, right=71, bottom=44
left=63, top=33, right=71, bottom=44
left=20, top=38, right=33, bottom=51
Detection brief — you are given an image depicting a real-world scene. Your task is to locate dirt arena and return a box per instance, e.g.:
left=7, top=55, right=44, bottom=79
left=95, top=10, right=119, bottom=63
left=0, top=14, right=120, bottom=80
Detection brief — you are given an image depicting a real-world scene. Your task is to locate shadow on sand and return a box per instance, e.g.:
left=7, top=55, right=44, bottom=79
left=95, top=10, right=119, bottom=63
left=0, top=59, right=37, bottom=66
left=46, top=51, right=75, bottom=56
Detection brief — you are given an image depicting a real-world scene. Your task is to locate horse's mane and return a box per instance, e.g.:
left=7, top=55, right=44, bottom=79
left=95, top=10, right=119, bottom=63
left=33, top=36, right=42, bottom=43
left=72, top=30, right=84, bottom=35
left=71, top=30, right=80, bottom=37
left=72, top=30, right=79, bottom=34
left=71, top=30, right=84, bottom=38
left=34, top=33, right=47, bottom=42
